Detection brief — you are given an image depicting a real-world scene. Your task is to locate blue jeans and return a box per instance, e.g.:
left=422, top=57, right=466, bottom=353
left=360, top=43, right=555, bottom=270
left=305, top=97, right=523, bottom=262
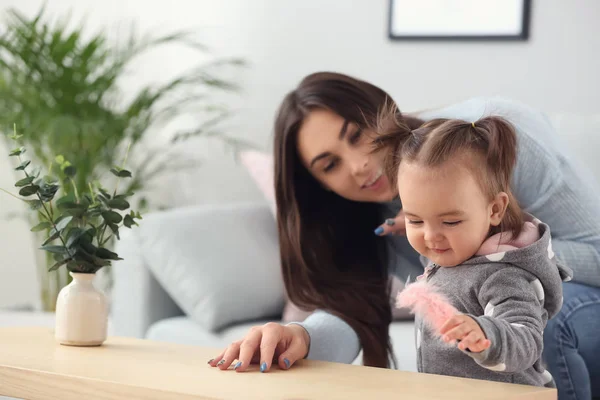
left=543, top=282, right=600, bottom=400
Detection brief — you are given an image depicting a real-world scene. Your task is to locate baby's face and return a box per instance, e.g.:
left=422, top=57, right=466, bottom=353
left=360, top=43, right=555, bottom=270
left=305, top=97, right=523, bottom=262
left=397, top=160, right=494, bottom=267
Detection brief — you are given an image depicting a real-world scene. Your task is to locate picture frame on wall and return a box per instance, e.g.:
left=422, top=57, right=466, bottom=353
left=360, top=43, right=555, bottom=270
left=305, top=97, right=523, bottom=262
left=388, top=0, right=531, bottom=41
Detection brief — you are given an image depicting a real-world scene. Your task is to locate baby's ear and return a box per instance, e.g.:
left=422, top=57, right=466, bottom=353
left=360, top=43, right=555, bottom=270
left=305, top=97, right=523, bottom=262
left=490, top=192, right=509, bottom=226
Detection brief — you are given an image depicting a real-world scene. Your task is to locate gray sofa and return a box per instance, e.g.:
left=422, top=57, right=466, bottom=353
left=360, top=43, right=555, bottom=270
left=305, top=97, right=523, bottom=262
left=110, top=203, right=418, bottom=371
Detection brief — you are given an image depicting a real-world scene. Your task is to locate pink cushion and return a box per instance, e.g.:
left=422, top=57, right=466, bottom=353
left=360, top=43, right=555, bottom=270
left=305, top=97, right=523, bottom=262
left=239, top=150, right=413, bottom=322
left=239, top=149, right=276, bottom=216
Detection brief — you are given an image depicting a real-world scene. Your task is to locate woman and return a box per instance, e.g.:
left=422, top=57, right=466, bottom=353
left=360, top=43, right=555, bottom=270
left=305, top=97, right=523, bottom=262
left=209, top=72, right=600, bottom=400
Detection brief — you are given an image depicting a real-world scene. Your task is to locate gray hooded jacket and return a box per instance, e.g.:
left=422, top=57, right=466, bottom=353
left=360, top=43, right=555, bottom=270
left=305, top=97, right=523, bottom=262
left=416, top=218, right=573, bottom=387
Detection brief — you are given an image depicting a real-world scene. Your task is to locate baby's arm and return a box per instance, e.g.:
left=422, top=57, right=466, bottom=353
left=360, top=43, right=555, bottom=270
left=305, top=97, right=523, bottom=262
left=466, top=267, right=545, bottom=373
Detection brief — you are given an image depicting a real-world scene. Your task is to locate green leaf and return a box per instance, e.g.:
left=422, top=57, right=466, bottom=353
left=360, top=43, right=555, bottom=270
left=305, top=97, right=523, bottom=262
left=30, top=167, right=41, bottom=178
left=15, top=160, right=31, bottom=171
left=86, top=206, right=103, bottom=219
left=39, top=245, right=67, bottom=254
left=73, top=247, right=109, bottom=268
left=107, top=198, right=130, bottom=210
left=55, top=216, right=73, bottom=232
left=15, top=176, right=34, bottom=187
left=72, top=247, right=95, bottom=263
left=95, top=247, right=121, bottom=260
left=56, top=193, right=76, bottom=207
left=108, top=222, right=120, bottom=240
left=19, top=185, right=40, bottom=196
left=48, top=258, right=71, bottom=272
left=9, top=147, right=25, bottom=157
left=123, top=214, right=137, bottom=228
left=38, top=182, right=59, bottom=202
left=116, top=191, right=135, bottom=198
left=63, top=165, right=77, bottom=177
left=82, top=226, right=97, bottom=240
left=57, top=201, right=85, bottom=212
left=42, top=229, right=61, bottom=246
left=31, top=221, right=52, bottom=232
left=80, top=240, right=97, bottom=255
left=110, top=168, right=132, bottom=178
left=98, top=188, right=111, bottom=199
left=41, top=175, right=58, bottom=184
left=102, top=211, right=122, bottom=224
left=57, top=201, right=79, bottom=210
left=26, top=200, right=43, bottom=210
left=138, top=198, right=148, bottom=211
left=66, top=261, right=83, bottom=272
left=65, top=227, right=85, bottom=248
left=63, top=207, right=87, bottom=218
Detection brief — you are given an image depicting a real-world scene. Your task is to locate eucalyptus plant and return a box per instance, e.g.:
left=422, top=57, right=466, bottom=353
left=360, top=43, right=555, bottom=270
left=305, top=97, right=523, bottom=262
left=2, top=127, right=141, bottom=275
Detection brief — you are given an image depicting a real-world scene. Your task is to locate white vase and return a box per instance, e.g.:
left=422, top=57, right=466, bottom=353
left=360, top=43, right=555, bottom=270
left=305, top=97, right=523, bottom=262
left=55, top=272, right=108, bottom=346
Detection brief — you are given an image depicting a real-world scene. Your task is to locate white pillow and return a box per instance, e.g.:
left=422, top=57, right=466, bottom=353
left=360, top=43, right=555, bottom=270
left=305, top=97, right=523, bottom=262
left=137, top=203, right=285, bottom=331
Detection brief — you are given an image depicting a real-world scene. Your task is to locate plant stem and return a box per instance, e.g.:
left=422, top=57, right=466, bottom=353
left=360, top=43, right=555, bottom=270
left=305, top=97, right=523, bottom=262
left=69, top=177, right=80, bottom=202
left=0, top=187, right=22, bottom=201
left=89, top=182, right=96, bottom=203
left=48, top=198, right=54, bottom=220
left=17, top=155, right=71, bottom=258
left=114, top=142, right=132, bottom=197
left=100, top=234, right=113, bottom=247
left=98, top=223, right=108, bottom=246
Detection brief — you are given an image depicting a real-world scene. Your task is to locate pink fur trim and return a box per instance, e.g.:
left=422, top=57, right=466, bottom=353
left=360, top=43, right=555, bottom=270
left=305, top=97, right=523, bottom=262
left=476, top=221, right=539, bottom=256
left=396, top=280, right=458, bottom=337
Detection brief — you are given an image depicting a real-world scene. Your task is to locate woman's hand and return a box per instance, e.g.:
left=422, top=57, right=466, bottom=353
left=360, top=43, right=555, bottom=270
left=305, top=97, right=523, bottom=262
left=439, top=315, right=491, bottom=353
left=375, top=210, right=406, bottom=236
left=208, top=323, right=310, bottom=373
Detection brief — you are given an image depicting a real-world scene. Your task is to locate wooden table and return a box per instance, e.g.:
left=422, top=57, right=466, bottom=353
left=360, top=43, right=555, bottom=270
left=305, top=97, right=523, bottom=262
left=0, top=327, right=555, bottom=400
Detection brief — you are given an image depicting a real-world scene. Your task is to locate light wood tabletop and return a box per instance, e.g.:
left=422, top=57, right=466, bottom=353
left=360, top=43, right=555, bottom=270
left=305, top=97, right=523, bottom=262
left=0, top=327, right=556, bottom=400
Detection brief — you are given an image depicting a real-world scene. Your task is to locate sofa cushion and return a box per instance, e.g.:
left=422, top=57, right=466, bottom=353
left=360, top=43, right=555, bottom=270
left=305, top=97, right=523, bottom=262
left=146, top=316, right=277, bottom=349
left=138, top=204, right=285, bottom=332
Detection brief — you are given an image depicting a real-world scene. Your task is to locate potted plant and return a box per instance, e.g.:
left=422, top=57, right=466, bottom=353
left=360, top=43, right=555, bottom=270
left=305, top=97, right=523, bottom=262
left=2, top=127, right=141, bottom=346
left=0, top=5, right=246, bottom=311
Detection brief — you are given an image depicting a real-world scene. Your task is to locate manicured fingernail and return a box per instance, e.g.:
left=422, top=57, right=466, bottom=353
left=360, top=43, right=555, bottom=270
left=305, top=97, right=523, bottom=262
left=217, top=359, right=226, bottom=366
left=207, top=358, right=214, bottom=364
left=283, top=358, right=291, bottom=369
left=260, top=362, right=267, bottom=372
left=385, top=219, right=395, bottom=226
left=234, top=361, right=242, bottom=370
left=374, top=227, right=384, bottom=235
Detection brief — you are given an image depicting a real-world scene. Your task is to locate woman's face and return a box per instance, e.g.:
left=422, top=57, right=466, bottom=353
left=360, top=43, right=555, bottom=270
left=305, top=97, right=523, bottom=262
left=296, top=109, right=396, bottom=203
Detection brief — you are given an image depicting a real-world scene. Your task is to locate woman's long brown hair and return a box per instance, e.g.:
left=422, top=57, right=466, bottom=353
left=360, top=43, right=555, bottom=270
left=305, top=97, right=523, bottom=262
left=273, top=72, right=419, bottom=367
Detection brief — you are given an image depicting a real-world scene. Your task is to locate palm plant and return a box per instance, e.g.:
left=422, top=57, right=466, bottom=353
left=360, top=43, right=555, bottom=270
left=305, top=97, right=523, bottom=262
left=0, top=5, right=246, bottom=311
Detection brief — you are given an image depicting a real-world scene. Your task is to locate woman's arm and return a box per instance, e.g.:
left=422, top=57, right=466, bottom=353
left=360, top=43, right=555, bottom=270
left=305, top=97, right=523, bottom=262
left=507, top=100, right=600, bottom=287
left=292, top=310, right=361, bottom=363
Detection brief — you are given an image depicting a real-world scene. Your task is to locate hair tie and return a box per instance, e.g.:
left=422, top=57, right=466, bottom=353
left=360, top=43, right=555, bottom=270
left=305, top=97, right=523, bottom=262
left=471, top=122, right=476, bottom=128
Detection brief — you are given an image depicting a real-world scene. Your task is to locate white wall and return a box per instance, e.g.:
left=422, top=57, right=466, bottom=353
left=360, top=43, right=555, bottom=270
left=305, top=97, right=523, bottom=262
left=0, top=0, right=599, bottom=309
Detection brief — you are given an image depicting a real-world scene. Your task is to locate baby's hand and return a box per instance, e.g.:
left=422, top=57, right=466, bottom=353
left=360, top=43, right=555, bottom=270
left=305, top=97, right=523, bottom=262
left=439, top=315, right=491, bottom=353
